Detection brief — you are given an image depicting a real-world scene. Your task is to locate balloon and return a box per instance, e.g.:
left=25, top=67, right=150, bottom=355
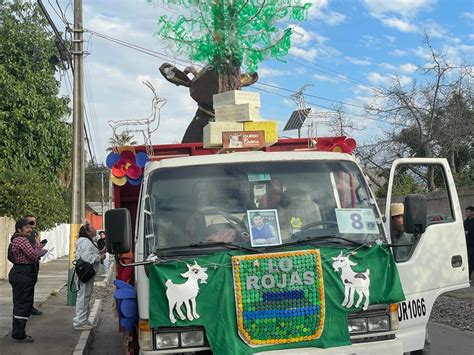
left=126, top=164, right=142, bottom=179
left=136, top=152, right=149, bottom=168
left=120, top=150, right=136, bottom=163
left=106, top=153, right=120, bottom=169
left=114, top=287, right=136, bottom=300
left=114, top=279, right=134, bottom=289
left=112, top=165, right=126, bottom=178
left=127, top=176, right=143, bottom=186
left=111, top=175, right=127, bottom=186
left=120, top=299, right=138, bottom=318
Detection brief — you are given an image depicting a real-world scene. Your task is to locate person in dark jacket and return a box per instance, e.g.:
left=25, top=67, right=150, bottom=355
left=9, top=218, right=45, bottom=343
left=24, top=215, right=43, bottom=316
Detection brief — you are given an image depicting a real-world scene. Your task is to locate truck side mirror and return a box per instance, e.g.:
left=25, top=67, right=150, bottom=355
left=404, top=194, right=427, bottom=234
left=105, top=208, right=132, bottom=254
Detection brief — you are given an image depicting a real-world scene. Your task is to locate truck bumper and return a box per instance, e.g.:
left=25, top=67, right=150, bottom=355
left=140, top=338, right=403, bottom=354
left=260, top=338, right=403, bottom=354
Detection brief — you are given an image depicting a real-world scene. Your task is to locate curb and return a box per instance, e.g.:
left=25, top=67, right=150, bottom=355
left=72, top=299, right=102, bottom=355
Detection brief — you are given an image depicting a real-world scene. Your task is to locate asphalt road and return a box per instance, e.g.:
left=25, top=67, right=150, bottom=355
left=89, top=286, right=125, bottom=355
left=428, top=322, right=474, bottom=355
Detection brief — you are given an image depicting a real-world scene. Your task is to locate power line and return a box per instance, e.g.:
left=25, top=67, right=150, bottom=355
left=255, top=82, right=368, bottom=110
left=251, top=86, right=407, bottom=126
left=286, top=55, right=381, bottom=91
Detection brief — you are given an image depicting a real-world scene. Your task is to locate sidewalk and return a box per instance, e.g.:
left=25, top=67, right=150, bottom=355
left=0, top=256, right=110, bottom=355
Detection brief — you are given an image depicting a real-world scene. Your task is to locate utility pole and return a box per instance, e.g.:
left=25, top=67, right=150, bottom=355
left=67, top=0, right=85, bottom=306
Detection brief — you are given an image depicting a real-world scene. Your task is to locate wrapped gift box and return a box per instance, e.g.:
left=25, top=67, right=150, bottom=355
left=213, top=90, right=261, bottom=108
left=243, top=121, right=278, bottom=144
left=203, top=122, right=244, bottom=148
left=214, top=104, right=260, bottom=122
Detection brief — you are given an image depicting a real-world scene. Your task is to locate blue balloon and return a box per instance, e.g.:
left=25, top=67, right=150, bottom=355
left=136, top=152, right=149, bottom=168
left=120, top=298, right=138, bottom=318
left=114, top=288, right=136, bottom=300
left=120, top=317, right=138, bottom=332
left=114, top=279, right=134, bottom=290
left=106, top=153, right=120, bottom=168
left=127, top=176, right=143, bottom=186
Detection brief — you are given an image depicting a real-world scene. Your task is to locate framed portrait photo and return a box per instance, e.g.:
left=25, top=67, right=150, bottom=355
left=247, top=209, right=282, bottom=247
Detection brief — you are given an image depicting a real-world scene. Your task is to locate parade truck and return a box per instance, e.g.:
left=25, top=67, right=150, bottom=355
left=105, top=138, right=469, bottom=355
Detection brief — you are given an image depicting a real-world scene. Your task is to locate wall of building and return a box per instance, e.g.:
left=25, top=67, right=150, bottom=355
left=0, top=217, right=15, bottom=280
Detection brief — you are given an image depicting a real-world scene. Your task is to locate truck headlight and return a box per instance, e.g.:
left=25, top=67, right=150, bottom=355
left=181, top=329, right=205, bottom=347
left=348, top=318, right=367, bottom=334
left=156, top=332, right=179, bottom=349
left=367, top=316, right=390, bottom=332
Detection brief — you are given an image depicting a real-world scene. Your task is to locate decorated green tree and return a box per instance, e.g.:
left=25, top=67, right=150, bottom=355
left=148, top=0, right=312, bottom=92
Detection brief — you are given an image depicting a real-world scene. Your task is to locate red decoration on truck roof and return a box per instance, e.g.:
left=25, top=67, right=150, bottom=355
left=315, top=136, right=356, bottom=154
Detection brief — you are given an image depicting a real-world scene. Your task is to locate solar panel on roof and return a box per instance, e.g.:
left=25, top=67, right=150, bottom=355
left=283, top=108, right=311, bottom=131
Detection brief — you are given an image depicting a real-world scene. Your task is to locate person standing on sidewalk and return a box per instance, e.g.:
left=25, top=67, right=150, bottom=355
left=97, top=231, right=109, bottom=277
left=9, top=218, right=45, bottom=343
left=73, top=222, right=105, bottom=330
left=24, top=215, right=43, bottom=316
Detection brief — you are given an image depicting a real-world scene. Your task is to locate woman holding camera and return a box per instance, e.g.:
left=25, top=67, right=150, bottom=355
left=72, top=223, right=105, bottom=330
left=9, top=218, right=45, bottom=343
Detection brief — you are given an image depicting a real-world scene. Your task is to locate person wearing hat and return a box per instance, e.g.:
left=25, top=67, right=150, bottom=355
left=390, top=203, right=414, bottom=261
left=8, top=218, right=45, bottom=343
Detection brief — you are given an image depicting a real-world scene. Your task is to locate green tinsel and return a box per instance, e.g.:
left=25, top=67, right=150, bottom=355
left=147, top=0, right=312, bottom=73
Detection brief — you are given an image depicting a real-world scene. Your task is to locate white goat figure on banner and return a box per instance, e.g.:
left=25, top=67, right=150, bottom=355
left=332, top=252, right=371, bottom=310
left=166, top=261, right=208, bottom=323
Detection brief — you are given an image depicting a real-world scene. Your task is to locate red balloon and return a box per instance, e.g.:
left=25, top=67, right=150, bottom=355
left=126, top=164, right=142, bottom=180
left=120, top=150, right=136, bottom=163
left=112, top=164, right=126, bottom=178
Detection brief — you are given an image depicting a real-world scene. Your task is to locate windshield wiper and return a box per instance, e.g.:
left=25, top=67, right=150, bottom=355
left=189, top=241, right=259, bottom=253
left=156, top=241, right=259, bottom=254
left=289, top=235, right=367, bottom=247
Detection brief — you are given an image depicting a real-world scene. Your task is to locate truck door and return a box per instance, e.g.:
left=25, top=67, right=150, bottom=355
left=384, top=158, right=469, bottom=353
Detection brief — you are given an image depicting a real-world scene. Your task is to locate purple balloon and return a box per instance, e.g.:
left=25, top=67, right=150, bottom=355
left=106, top=153, right=120, bottom=169
left=136, top=152, right=149, bottom=168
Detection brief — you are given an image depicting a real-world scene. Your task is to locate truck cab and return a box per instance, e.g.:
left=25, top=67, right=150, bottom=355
left=106, top=140, right=469, bottom=354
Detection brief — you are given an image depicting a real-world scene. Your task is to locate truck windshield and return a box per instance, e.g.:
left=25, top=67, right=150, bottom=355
left=144, top=161, right=385, bottom=255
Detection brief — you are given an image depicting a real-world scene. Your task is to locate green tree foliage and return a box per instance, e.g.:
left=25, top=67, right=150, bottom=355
left=147, top=0, right=312, bottom=73
left=106, top=131, right=137, bottom=152
left=0, top=168, right=68, bottom=230
left=0, top=1, right=71, bottom=229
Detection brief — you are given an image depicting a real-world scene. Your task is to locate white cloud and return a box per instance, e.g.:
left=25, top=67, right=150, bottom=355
left=463, top=12, right=474, bottom=21
left=345, top=56, right=372, bottom=65
left=367, top=72, right=412, bottom=87
left=390, top=49, right=408, bottom=56
left=399, top=63, right=418, bottom=73
left=378, top=16, right=418, bottom=32
left=307, top=0, right=347, bottom=25
left=258, top=67, right=290, bottom=79
left=380, top=63, right=398, bottom=71
left=313, top=74, right=340, bottom=83
left=385, top=35, right=396, bottom=44
left=289, top=47, right=318, bottom=61
left=362, top=0, right=435, bottom=17
left=422, top=20, right=448, bottom=39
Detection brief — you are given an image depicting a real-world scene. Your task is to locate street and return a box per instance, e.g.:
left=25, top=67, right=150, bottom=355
left=428, top=322, right=474, bottom=355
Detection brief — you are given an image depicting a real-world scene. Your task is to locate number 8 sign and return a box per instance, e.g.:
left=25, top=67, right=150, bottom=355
left=335, top=208, right=379, bottom=234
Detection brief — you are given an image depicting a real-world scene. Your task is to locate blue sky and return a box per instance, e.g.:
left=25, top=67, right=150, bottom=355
left=43, top=0, right=474, bottom=163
